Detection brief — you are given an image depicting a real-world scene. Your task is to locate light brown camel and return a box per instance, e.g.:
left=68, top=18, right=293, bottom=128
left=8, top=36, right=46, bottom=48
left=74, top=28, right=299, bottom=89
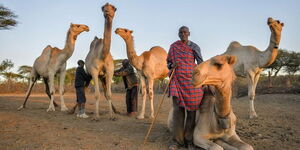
left=18, top=23, right=89, bottom=112
left=168, top=55, right=252, bottom=150
left=115, top=28, right=169, bottom=119
left=224, top=17, right=284, bottom=118
left=85, top=3, right=117, bottom=119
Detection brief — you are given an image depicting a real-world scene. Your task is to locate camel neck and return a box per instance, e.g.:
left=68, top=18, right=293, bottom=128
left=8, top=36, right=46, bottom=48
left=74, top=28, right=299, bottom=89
left=63, top=30, right=76, bottom=59
left=260, top=32, right=280, bottom=67
left=102, top=19, right=113, bottom=58
left=125, top=38, right=141, bottom=70
left=215, top=85, right=232, bottom=117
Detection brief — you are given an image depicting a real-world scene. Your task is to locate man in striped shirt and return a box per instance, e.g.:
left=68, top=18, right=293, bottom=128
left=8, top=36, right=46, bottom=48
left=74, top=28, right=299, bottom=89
left=167, top=26, right=204, bottom=150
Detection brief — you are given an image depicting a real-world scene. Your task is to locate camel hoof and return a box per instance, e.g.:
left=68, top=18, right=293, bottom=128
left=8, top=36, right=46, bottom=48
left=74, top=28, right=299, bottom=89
left=61, top=106, right=69, bottom=112
left=17, top=105, right=24, bottom=111
left=249, top=112, right=258, bottom=119
left=136, top=115, right=144, bottom=120
left=91, top=117, right=100, bottom=121
left=47, top=107, right=55, bottom=112
left=150, top=115, right=155, bottom=119
left=110, top=117, right=117, bottom=121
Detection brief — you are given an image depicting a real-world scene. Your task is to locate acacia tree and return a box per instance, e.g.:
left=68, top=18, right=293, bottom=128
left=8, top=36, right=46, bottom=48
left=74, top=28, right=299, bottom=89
left=0, top=5, right=18, bottom=30
left=65, top=67, right=76, bottom=85
left=284, top=51, right=300, bottom=87
left=265, top=49, right=290, bottom=87
left=18, top=65, right=32, bottom=83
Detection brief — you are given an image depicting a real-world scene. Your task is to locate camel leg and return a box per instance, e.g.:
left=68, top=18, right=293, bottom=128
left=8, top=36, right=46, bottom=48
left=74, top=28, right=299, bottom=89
left=137, top=76, right=147, bottom=119
left=18, top=77, right=37, bottom=110
left=101, top=74, right=116, bottom=120
left=222, top=133, right=254, bottom=150
left=92, top=74, right=101, bottom=118
left=47, top=74, right=56, bottom=112
left=44, top=78, right=58, bottom=107
left=193, top=130, right=223, bottom=150
left=148, top=78, right=155, bottom=119
left=247, top=72, right=257, bottom=119
left=59, top=68, right=68, bottom=111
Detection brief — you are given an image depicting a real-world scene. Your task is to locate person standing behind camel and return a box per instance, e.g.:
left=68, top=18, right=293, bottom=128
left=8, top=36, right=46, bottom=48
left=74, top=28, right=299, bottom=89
left=114, top=59, right=139, bottom=117
left=167, top=26, right=204, bottom=150
left=75, top=60, right=91, bottom=118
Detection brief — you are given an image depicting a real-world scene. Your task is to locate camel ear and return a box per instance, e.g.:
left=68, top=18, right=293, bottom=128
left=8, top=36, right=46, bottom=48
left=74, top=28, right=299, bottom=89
left=226, top=55, right=236, bottom=65
left=130, top=30, right=133, bottom=34
left=281, top=23, right=284, bottom=27
left=70, top=23, right=74, bottom=27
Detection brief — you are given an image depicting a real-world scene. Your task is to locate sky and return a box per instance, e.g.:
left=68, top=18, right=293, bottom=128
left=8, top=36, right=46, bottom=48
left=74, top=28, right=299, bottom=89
left=0, top=0, right=299, bottom=71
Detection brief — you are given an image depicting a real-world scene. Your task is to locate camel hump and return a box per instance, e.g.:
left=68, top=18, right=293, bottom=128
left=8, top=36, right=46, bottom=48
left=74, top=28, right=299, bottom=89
left=226, top=41, right=242, bottom=52
left=90, top=36, right=103, bottom=50
left=229, top=41, right=241, bottom=48
left=149, top=46, right=167, bottom=54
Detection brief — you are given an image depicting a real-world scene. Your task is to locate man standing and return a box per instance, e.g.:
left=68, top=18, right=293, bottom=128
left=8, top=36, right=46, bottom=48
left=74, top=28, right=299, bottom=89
left=167, top=26, right=204, bottom=150
left=75, top=60, right=91, bottom=118
left=114, top=59, right=139, bottom=117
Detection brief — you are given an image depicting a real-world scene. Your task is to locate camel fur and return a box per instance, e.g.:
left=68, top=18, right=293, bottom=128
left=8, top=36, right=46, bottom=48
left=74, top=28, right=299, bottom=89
left=84, top=3, right=117, bottom=120
left=18, top=23, right=89, bottom=112
left=168, top=55, right=253, bottom=150
left=115, top=28, right=169, bottom=119
left=223, top=17, right=284, bottom=118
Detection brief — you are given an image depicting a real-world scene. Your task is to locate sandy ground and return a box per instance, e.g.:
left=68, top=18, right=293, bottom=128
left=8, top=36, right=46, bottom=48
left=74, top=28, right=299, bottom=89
left=0, top=93, right=299, bottom=150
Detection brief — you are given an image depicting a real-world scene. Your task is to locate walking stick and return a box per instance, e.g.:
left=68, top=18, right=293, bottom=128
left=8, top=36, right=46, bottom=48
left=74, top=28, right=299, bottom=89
left=142, top=66, right=176, bottom=148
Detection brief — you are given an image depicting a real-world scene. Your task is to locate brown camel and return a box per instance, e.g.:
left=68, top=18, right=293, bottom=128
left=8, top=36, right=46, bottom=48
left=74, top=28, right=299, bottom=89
left=115, top=28, right=169, bottom=119
left=18, top=23, right=89, bottom=112
left=224, top=17, right=284, bottom=118
left=85, top=3, right=117, bottom=119
left=168, top=55, right=253, bottom=150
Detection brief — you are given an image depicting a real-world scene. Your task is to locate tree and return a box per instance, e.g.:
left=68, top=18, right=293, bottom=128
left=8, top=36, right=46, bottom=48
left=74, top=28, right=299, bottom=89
left=0, top=5, right=18, bottom=30
left=0, top=59, right=14, bottom=73
left=284, top=51, right=300, bottom=87
left=18, top=65, right=32, bottom=83
left=265, top=49, right=290, bottom=87
left=65, top=67, right=76, bottom=85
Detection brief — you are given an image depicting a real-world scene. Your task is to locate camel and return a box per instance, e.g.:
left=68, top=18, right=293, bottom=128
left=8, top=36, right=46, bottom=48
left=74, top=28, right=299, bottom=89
left=168, top=55, right=253, bottom=150
left=18, top=23, right=89, bottom=112
left=115, top=28, right=169, bottom=119
left=223, top=17, right=284, bottom=118
left=84, top=3, right=117, bottom=119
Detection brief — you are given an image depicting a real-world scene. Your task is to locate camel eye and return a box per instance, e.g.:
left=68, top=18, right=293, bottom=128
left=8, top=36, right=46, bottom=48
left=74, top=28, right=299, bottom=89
left=214, top=63, right=222, bottom=70
left=77, top=25, right=80, bottom=28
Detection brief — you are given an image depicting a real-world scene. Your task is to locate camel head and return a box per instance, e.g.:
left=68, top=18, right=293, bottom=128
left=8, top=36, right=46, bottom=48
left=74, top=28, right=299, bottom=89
left=102, top=3, right=117, bottom=22
left=267, top=17, right=284, bottom=45
left=69, top=23, right=89, bottom=36
left=115, top=28, right=133, bottom=41
left=192, top=55, right=236, bottom=89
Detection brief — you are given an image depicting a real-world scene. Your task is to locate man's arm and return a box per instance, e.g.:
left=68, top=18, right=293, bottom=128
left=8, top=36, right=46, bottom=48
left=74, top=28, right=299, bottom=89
left=190, top=42, right=203, bottom=64
left=114, top=66, right=131, bottom=76
left=167, top=45, right=175, bottom=70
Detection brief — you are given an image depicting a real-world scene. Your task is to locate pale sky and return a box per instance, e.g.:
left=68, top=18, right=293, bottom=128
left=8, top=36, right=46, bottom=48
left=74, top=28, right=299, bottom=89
left=0, top=0, right=299, bottom=71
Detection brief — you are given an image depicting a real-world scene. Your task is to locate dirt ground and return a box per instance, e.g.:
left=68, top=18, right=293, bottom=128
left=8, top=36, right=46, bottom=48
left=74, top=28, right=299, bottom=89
left=0, top=93, right=299, bottom=150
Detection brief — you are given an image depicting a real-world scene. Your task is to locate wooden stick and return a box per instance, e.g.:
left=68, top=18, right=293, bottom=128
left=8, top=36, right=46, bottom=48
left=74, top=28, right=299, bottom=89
left=142, top=67, right=176, bottom=148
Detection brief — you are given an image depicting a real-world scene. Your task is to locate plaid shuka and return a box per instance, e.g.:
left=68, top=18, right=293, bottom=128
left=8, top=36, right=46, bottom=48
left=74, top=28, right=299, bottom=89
left=167, top=40, right=204, bottom=111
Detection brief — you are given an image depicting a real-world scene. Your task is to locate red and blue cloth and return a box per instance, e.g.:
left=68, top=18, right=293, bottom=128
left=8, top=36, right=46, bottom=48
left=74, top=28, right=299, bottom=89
left=167, top=40, right=203, bottom=111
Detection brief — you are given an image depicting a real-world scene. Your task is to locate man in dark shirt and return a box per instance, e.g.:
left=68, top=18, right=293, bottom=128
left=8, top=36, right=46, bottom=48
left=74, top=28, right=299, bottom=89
left=114, top=59, right=139, bottom=117
left=75, top=60, right=91, bottom=118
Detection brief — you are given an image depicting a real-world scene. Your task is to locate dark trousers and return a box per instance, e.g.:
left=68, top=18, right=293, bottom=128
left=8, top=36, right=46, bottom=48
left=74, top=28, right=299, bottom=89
left=126, top=86, right=138, bottom=113
left=172, top=96, right=196, bottom=146
left=76, top=86, right=86, bottom=104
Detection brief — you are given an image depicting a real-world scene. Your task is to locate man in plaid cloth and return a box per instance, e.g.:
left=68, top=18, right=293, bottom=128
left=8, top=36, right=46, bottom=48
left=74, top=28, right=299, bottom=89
left=167, top=26, right=204, bottom=150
